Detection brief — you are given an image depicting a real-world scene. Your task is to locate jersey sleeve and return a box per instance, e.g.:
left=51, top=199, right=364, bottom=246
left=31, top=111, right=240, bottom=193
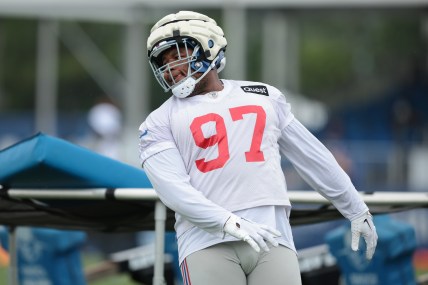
left=138, top=106, right=176, bottom=165
left=143, top=148, right=232, bottom=236
left=278, top=118, right=369, bottom=220
left=268, top=87, right=295, bottom=130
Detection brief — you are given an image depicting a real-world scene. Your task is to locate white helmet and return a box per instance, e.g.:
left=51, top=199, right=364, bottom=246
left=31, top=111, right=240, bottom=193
left=147, top=11, right=227, bottom=98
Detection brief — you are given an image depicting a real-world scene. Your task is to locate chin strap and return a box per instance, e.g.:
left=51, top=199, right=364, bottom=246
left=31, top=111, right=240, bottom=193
left=172, top=54, right=222, bottom=98
left=172, top=77, right=197, bottom=98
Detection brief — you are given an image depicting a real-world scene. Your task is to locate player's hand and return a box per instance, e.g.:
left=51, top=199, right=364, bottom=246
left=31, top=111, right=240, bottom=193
left=351, top=211, right=378, bottom=260
left=223, top=214, right=281, bottom=253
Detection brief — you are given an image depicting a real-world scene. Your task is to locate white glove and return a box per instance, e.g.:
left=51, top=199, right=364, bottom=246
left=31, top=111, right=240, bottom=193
left=351, top=211, right=378, bottom=260
left=223, top=214, right=281, bottom=253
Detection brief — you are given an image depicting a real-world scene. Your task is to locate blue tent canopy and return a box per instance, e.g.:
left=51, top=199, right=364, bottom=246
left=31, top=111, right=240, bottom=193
left=0, top=133, right=176, bottom=232
left=0, top=133, right=151, bottom=189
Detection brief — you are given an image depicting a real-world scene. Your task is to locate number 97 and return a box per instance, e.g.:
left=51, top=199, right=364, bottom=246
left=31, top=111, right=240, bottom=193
left=190, top=105, right=266, bottom=173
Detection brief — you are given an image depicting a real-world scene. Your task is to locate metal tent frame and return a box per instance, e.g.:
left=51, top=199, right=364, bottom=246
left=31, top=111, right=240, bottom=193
left=3, top=187, right=428, bottom=285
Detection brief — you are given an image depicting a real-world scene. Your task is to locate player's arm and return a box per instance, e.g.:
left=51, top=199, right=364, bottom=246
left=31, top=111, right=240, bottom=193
left=271, top=91, right=377, bottom=259
left=278, top=118, right=377, bottom=259
left=143, top=148, right=230, bottom=233
left=143, top=148, right=281, bottom=252
left=278, top=118, right=367, bottom=219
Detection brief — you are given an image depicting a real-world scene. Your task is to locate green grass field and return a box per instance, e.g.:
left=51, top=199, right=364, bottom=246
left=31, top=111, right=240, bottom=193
left=0, top=252, right=140, bottom=285
left=0, top=266, right=7, bottom=283
left=89, top=274, right=139, bottom=285
left=0, top=266, right=138, bottom=285
left=82, top=252, right=140, bottom=285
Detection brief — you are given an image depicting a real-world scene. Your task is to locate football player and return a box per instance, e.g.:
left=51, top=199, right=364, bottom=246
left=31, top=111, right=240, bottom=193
left=139, top=11, right=377, bottom=285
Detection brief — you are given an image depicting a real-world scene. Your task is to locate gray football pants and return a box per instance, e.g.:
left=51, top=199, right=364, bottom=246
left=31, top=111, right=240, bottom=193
left=180, top=241, right=302, bottom=285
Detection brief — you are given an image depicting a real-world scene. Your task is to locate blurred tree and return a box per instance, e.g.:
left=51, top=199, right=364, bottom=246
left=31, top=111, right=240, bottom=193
left=56, top=22, right=123, bottom=111
left=1, top=19, right=37, bottom=110
left=298, top=9, right=426, bottom=110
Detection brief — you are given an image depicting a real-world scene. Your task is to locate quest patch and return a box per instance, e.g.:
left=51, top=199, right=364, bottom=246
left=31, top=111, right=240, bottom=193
left=240, top=85, right=269, bottom=96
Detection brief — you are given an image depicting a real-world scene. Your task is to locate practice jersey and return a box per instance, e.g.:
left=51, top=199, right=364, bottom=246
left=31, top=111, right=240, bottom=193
left=139, top=80, right=294, bottom=234
left=139, top=79, right=369, bottom=263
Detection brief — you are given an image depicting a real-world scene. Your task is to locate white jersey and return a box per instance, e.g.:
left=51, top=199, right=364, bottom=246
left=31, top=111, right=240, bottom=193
left=139, top=79, right=368, bottom=263
left=140, top=80, right=292, bottom=230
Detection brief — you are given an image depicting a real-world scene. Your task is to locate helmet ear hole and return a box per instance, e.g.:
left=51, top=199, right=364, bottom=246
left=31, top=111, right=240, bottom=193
left=191, top=60, right=210, bottom=72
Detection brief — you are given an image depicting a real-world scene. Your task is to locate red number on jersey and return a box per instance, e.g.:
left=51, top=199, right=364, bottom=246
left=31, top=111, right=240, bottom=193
left=190, top=113, right=230, bottom=173
left=190, top=105, right=266, bottom=173
left=230, top=105, right=266, bottom=162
